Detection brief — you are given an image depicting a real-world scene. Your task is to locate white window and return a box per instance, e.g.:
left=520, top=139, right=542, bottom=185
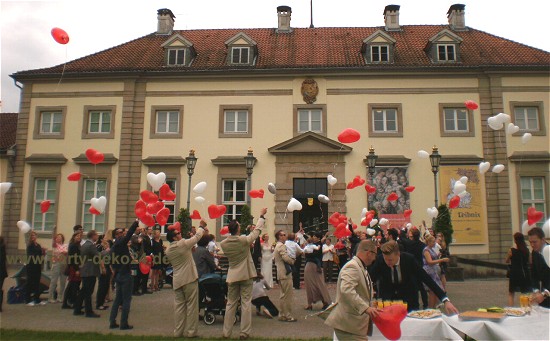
left=298, top=109, right=322, bottom=133
left=231, top=47, right=249, bottom=64
left=514, top=107, right=540, bottom=131
left=444, top=108, right=469, bottom=132
left=222, top=180, right=246, bottom=226
left=40, top=112, right=63, bottom=134
left=437, top=44, right=456, bottom=61
left=82, top=179, right=107, bottom=232
left=224, top=110, right=248, bottom=133
left=88, top=111, right=111, bottom=133
left=159, top=179, right=177, bottom=234
left=32, top=179, right=56, bottom=231
left=371, top=45, right=389, bottom=62
left=167, top=48, right=185, bottom=66
left=520, top=177, right=546, bottom=228
left=156, top=110, right=179, bottom=134
left=373, top=108, right=398, bottom=132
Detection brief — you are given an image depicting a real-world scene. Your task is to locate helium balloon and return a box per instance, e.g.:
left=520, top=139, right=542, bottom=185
left=85, top=148, right=105, bottom=165
left=146, top=201, right=164, bottom=215
left=495, top=113, right=511, bottom=124
left=453, top=181, right=466, bottom=195
left=40, top=200, right=51, bottom=213
left=287, top=198, right=303, bottom=212
left=168, top=222, right=181, bottom=232
left=543, top=245, right=550, bottom=267
left=379, top=218, right=389, bottom=226
left=140, top=190, right=159, bottom=204
left=249, top=189, right=264, bottom=199
left=268, top=183, right=276, bottom=194
left=193, top=181, right=207, bottom=194
left=138, top=220, right=148, bottom=229
left=17, top=220, right=31, bottom=234
left=67, top=172, right=82, bottom=181
left=369, top=219, right=378, bottom=227
left=194, top=196, right=205, bottom=204
left=327, top=175, right=337, bottom=186
left=522, top=133, right=532, bottom=144
left=458, top=191, right=468, bottom=198
left=373, top=304, right=407, bottom=341
left=449, top=195, right=460, bottom=209
left=542, top=219, right=550, bottom=237
left=208, top=204, right=227, bottom=219
left=427, top=207, right=438, bottom=219
left=459, top=176, right=468, bottom=185
left=404, top=186, right=415, bottom=193
left=521, top=220, right=534, bottom=235
left=0, top=182, right=12, bottom=194
left=527, top=206, right=544, bottom=226
left=360, top=207, right=368, bottom=219
left=365, top=184, right=376, bottom=194
left=91, top=196, right=107, bottom=213
left=220, top=226, right=229, bottom=235
left=479, top=162, right=491, bottom=174
left=337, top=128, right=361, bottom=143
left=507, top=123, right=520, bottom=135
left=146, top=172, right=166, bottom=192
left=487, top=116, right=504, bottom=130
left=366, top=228, right=376, bottom=236
left=318, top=194, right=330, bottom=204
left=139, top=256, right=152, bottom=275
left=347, top=175, right=365, bottom=189
left=417, top=150, right=429, bottom=159
left=387, top=193, right=398, bottom=202
left=135, top=200, right=147, bottom=219
left=492, top=164, right=505, bottom=174
left=156, top=207, right=170, bottom=226
left=159, top=183, right=176, bottom=201
left=51, top=27, right=69, bottom=44
left=404, top=209, right=412, bottom=218
left=89, top=207, right=101, bottom=215
left=190, top=210, right=202, bottom=220
left=464, top=100, right=479, bottom=110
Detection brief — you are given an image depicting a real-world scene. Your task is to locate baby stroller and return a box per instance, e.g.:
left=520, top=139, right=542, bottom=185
left=198, top=272, right=240, bottom=325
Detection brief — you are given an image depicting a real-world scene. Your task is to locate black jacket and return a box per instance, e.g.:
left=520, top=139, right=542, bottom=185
left=531, top=246, right=550, bottom=308
left=111, top=221, right=139, bottom=275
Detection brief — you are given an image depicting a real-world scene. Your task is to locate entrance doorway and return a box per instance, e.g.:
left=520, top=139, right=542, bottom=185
left=292, top=178, right=328, bottom=235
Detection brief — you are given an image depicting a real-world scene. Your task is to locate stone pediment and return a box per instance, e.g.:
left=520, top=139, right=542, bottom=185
left=268, top=131, right=352, bottom=155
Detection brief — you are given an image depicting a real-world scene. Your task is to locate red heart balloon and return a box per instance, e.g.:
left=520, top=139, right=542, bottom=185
left=89, top=207, right=101, bottom=215
left=336, top=222, right=347, bottom=231
left=404, top=209, right=413, bottom=218
left=373, top=304, right=408, bottom=341
left=156, top=207, right=170, bottom=226
left=139, top=260, right=151, bottom=275
left=134, top=200, right=147, bottom=219
left=249, top=189, right=265, bottom=199
left=365, top=184, right=377, bottom=194
left=190, top=210, right=202, bottom=220
left=208, top=204, right=227, bottom=219
left=347, top=175, right=365, bottom=189
left=352, top=223, right=357, bottom=230
left=146, top=201, right=164, bottom=215
left=51, top=27, right=70, bottom=44
left=168, top=222, right=181, bottom=232
left=40, top=200, right=51, bottom=213
left=85, top=148, right=104, bottom=165
left=329, top=212, right=341, bottom=227
left=527, top=206, right=544, bottom=226
left=141, top=213, right=156, bottom=227
left=449, top=195, right=460, bottom=209
left=464, top=100, right=479, bottom=110
left=140, top=190, right=159, bottom=204
left=220, top=226, right=229, bottom=235
left=159, top=184, right=176, bottom=201
left=67, top=172, right=82, bottom=181
left=405, top=186, right=415, bottom=193
left=387, top=193, right=398, bottom=202
left=337, top=128, right=361, bottom=144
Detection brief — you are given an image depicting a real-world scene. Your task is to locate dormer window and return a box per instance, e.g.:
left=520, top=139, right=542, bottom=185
left=371, top=45, right=389, bottom=63
left=225, top=32, right=257, bottom=66
left=427, top=29, right=462, bottom=63
left=362, top=30, right=396, bottom=64
left=231, top=47, right=250, bottom=64
left=438, top=44, right=455, bottom=61
left=161, top=34, right=195, bottom=67
left=167, top=48, right=185, bottom=66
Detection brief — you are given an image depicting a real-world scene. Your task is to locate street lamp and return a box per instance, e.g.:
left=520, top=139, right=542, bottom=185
left=185, top=149, right=197, bottom=211
left=366, top=146, right=378, bottom=210
left=244, top=147, right=257, bottom=206
left=430, top=145, right=442, bottom=208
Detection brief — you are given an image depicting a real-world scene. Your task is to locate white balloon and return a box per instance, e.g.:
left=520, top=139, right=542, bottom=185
left=543, top=245, right=550, bottom=267
left=360, top=208, right=368, bottom=219
left=487, top=116, right=504, bottom=130
left=495, top=113, right=511, bottom=124
left=417, top=150, right=429, bottom=159
left=458, top=191, right=468, bottom=198
left=91, top=196, right=107, bottom=213
left=492, top=164, right=505, bottom=174
left=521, top=133, right=532, bottom=144
left=542, top=219, right=550, bottom=237
left=194, top=196, right=205, bottom=204
left=459, top=176, right=468, bottom=185
left=506, top=123, right=520, bottom=135
left=379, top=218, right=389, bottom=226
left=193, top=181, right=207, bottom=194
left=318, top=194, right=330, bottom=204
left=146, top=172, right=166, bottom=192
left=479, top=162, right=491, bottom=174
left=366, top=228, right=376, bottom=236
left=138, top=220, right=147, bottom=229
left=427, top=207, right=438, bottom=219
left=369, top=219, right=378, bottom=227
left=17, top=220, right=31, bottom=234
left=522, top=220, right=535, bottom=235
left=453, top=181, right=466, bottom=195
left=327, top=175, right=337, bottom=186
left=287, top=198, right=303, bottom=212
left=268, top=183, right=276, bottom=194
left=406, top=223, right=412, bottom=230
left=0, top=182, right=12, bottom=194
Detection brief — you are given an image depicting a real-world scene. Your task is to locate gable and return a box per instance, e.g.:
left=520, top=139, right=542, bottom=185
left=268, top=131, right=352, bottom=155
left=429, top=29, right=463, bottom=44
left=225, top=32, right=257, bottom=46
left=161, top=33, right=194, bottom=48
left=363, top=30, right=396, bottom=44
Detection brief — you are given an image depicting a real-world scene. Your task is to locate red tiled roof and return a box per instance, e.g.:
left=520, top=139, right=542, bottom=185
left=12, top=25, right=550, bottom=78
left=0, top=113, right=18, bottom=149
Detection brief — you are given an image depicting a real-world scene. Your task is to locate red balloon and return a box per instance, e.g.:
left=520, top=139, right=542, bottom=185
left=464, top=100, right=479, bottom=110
left=249, top=189, right=265, bottom=199
left=159, top=184, right=176, bottom=201
left=156, top=207, right=170, bottom=226
left=146, top=201, right=164, bottom=215
left=134, top=200, right=147, bottom=219
left=67, top=172, right=82, bottom=181
left=337, top=128, right=361, bottom=144
left=208, top=204, right=227, bottom=219
left=365, top=184, right=377, bottom=194
left=373, top=304, right=408, bottom=341
left=220, top=226, right=229, bottom=235
left=40, top=200, right=51, bottom=214
left=190, top=210, right=202, bottom=220
left=168, top=222, right=181, bottom=232
left=527, top=206, right=544, bottom=226
left=85, top=148, right=104, bottom=165
left=352, top=223, right=358, bottom=230
left=404, top=209, right=413, bottom=218
left=139, top=257, right=151, bottom=275
left=347, top=175, right=366, bottom=189
left=51, top=27, right=69, bottom=45
left=89, top=206, right=101, bottom=215
left=140, top=213, right=156, bottom=227
left=329, top=212, right=341, bottom=227
left=449, top=195, right=460, bottom=209
left=387, top=193, right=398, bottom=202
left=405, top=186, right=415, bottom=193
left=140, top=190, right=159, bottom=204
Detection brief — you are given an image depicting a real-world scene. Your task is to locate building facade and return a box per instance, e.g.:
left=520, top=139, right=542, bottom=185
left=5, top=5, right=549, bottom=275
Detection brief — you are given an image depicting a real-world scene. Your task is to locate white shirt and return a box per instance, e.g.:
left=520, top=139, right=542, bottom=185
left=322, top=244, right=335, bottom=262
left=303, top=243, right=319, bottom=253
left=284, top=240, right=301, bottom=259
left=296, top=232, right=307, bottom=246
left=251, top=278, right=271, bottom=300
left=207, top=240, right=217, bottom=253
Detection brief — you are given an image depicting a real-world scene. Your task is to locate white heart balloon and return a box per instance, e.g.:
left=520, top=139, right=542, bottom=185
left=366, top=228, right=376, bottom=236
left=327, top=175, right=337, bottom=186
left=379, top=218, right=389, bottom=226
left=487, top=116, right=504, bottom=130
left=506, top=123, right=520, bottom=135
left=459, top=176, right=468, bottom=185
left=194, top=196, right=205, bottom=204
left=543, top=245, right=550, bottom=267
left=522, top=220, right=534, bottom=235
left=268, top=183, right=276, bottom=194
left=0, top=182, right=12, bottom=194
left=287, top=198, right=303, bottom=212
left=453, top=181, right=466, bottom=195
left=458, top=191, right=468, bottom=198
left=91, top=196, right=107, bottom=213
left=521, top=133, right=532, bottom=144
left=406, top=223, right=412, bottom=229
left=17, top=220, right=31, bottom=234
left=317, top=194, right=330, bottom=204
left=369, top=219, right=378, bottom=227
left=361, top=208, right=368, bottom=219
left=138, top=220, right=147, bottom=229
left=492, top=164, right=505, bottom=174
left=193, top=181, right=207, bottom=194
left=427, top=207, right=438, bottom=219
left=495, top=113, right=511, bottom=124
left=542, top=219, right=550, bottom=237
left=417, top=150, right=429, bottom=159
left=479, top=162, right=491, bottom=174
left=146, top=172, right=166, bottom=192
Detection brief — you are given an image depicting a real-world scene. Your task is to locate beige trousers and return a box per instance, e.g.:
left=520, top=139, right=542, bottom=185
left=173, top=280, right=199, bottom=338
left=223, top=279, right=253, bottom=339
left=279, top=276, right=294, bottom=319
left=334, top=329, right=368, bottom=341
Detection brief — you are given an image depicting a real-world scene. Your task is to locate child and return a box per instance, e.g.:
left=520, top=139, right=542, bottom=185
left=303, top=237, right=322, bottom=272
left=251, top=272, right=279, bottom=318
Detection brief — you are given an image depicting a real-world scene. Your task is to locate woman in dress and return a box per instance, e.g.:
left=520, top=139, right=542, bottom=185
left=422, top=234, right=449, bottom=308
left=505, top=232, right=530, bottom=306
left=26, top=231, right=46, bottom=306
left=48, top=233, right=67, bottom=303
left=150, top=229, right=164, bottom=291
left=303, top=233, right=332, bottom=310
left=260, top=234, right=274, bottom=288
left=62, top=232, right=82, bottom=309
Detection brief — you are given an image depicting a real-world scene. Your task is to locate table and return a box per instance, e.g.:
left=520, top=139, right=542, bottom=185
left=443, top=307, right=550, bottom=341
left=371, top=317, right=463, bottom=340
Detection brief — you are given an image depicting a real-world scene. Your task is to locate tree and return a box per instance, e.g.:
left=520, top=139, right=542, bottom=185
left=434, top=204, right=454, bottom=247
left=175, top=208, right=192, bottom=238
left=239, top=204, right=253, bottom=235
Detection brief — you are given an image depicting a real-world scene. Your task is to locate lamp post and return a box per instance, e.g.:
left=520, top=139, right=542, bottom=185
left=244, top=147, right=257, bottom=206
left=185, top=149, right=197, bottom=211
left=366, top=146, right=378, bottom=210
left=429, top=145, right=442, bottom=208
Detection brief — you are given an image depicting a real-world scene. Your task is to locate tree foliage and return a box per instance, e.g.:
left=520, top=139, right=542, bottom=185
left=239, top=204, right=253, bottom=235
left=434, top=204, right=454, bottom=246
left=176, top=208, right=192, bottom=238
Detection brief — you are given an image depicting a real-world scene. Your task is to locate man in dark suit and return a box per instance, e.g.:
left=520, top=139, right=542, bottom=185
left=528, top=227, right=550, bottom=308
left=369, top=241, right=459, bottom=314
left=74, top=230, right=101, bottom=318
left=404, top=227, right=428, bottom=309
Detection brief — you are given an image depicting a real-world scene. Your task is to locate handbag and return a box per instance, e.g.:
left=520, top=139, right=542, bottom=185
left=333, top=253, right=340, bottom=265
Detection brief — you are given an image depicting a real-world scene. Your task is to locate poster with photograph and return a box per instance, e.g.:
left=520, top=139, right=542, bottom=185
left=370, top=167, right=410, bottom=227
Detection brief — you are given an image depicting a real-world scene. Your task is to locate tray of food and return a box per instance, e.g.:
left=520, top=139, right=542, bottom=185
left=459, top=311, right=506, bottom=321
left=503, top=307, right=527, bottom=317
left=407, top=309, right=442, bottom=319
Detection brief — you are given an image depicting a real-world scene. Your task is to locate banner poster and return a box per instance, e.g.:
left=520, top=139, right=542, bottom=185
left=371, top=166, right=410, bottom=228
left=438, top=165, right=487, bottom=244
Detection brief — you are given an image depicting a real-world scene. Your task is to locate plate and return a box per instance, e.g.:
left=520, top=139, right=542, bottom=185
left=407, top=309, right=442, bottom=319
left=458, top=311, right=506, bottom=321
left=504, top=307, right=527, bottom=317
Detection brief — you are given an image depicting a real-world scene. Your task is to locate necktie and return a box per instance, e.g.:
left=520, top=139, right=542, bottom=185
left=393, top=265, right=399, bottom=284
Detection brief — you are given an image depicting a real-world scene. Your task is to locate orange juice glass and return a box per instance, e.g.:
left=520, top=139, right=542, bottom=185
left=383, top=301, right=391, bottom=308
left=377, top=301, right=384, bottom=309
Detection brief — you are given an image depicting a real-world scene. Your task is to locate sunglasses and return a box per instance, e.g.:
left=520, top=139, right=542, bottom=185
left=175, top=232, right=181, bottom=235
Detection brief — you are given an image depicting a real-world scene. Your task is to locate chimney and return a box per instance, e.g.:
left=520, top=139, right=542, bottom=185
left=383, top=5, right=401, bottom=31
left=157, top=8, right=175, bottom=35
left=276, top=6, right=292, bottom=33
left=447, top=4, right=466, bottom=31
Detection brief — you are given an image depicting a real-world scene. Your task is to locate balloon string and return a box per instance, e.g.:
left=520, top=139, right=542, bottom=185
left=54, top=46, right=68, bottom=91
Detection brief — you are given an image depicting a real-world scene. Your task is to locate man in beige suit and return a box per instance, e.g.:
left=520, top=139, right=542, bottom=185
left=220, top=208, right=267, bottom=340
left=165, top=220, right=208, bottom=338
left=325, top=240, right=381, bottom=341
left=274, top=229, right=299, bottom=322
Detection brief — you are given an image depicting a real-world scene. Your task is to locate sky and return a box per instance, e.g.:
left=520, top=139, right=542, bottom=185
left=1, top=0, right=549, bottom=113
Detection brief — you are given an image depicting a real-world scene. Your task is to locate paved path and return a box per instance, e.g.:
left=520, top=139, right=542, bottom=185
left=1, top=271, right=509, bottom=339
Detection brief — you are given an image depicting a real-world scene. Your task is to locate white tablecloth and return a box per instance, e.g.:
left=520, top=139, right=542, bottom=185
left=443, top=307, right=550, bottom=341
left=371, top=317, right=463, bottom=340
